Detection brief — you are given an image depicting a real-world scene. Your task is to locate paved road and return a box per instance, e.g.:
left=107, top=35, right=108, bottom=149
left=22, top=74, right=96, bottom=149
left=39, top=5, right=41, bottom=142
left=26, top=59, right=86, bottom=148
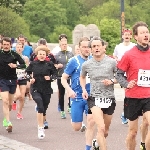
left=0, top=83, right=142, bottom=150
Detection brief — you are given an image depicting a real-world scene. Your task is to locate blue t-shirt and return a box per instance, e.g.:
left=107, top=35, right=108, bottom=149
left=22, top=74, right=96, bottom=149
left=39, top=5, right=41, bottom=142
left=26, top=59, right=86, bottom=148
left=64, top=55, right=91, bottom=100
left=22, top=45, right=33, bottom=58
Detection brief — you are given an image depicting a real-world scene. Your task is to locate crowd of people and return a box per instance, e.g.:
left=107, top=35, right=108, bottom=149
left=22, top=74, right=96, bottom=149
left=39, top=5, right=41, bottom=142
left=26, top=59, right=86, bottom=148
left=0, top=21, right=150, bottom=150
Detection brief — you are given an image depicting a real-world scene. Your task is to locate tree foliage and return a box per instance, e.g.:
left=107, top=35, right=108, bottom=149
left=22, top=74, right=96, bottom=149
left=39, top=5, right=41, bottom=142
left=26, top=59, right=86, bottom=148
left=0, top=6, right=30, bottom=38
left=23, top=0, right=67, bottom=42
left=50, top=25, right=72, bottom=43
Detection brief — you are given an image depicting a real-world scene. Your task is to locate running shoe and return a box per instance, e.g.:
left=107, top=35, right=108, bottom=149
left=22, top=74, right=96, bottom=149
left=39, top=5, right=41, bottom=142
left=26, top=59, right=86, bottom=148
left=12, top=102, right=17, bottom=110
left=121, top=112, right=128, bottom=124
left=140, top=142, right=146, bottom=150
left=80, top=124, right=86, bottom=132
left=44, top=121, right=48, bottom=129
left=3, top=118, right=7, bottom=127
left=61, top=111, right=66, bottom=119
left=17, top=113, right=23, bottom=119
left=38, top=127, right=45, bottom=140
left=6, top=122, right=12, bottom=133
left=92, top=139, right=100, bottom=150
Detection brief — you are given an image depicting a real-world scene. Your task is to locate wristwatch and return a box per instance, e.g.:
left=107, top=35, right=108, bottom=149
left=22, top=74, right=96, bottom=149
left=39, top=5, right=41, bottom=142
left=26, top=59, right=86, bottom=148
left=110, top=79, right=115, bottom=84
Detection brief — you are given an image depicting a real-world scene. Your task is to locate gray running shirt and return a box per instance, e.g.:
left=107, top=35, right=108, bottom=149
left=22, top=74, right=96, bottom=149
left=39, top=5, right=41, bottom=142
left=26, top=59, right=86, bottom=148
left=81, top=55, right=117, bottom=98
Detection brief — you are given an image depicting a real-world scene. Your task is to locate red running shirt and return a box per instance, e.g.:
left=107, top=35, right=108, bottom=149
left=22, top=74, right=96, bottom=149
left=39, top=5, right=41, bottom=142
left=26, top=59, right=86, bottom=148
left=117, top=46, right=150, bottom=98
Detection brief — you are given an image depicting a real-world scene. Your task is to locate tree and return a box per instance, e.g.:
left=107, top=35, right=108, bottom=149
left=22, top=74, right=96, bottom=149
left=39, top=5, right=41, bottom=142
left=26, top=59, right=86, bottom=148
left=50, top=25, right=72, bottom=43
left=23, top=0, right=67, bottom=42
left=99, top=18, right=121, bottom=54
left=0, top=0, right=26, bottom=15
left=0, top=6, right=30, bottom=38
left=60, top=0, right=80, bottom=30
left=79, top=0, right=149, bottom=27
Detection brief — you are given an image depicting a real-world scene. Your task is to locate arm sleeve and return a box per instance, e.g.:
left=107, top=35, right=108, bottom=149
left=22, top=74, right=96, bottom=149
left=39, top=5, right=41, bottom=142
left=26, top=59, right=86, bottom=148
left=16, top=53, right=26, bottom=69
left=115, top=68, right=128, bottom=88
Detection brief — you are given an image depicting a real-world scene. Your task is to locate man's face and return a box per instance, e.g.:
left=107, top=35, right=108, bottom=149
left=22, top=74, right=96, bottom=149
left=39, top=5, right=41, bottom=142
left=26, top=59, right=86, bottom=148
left=37, top=50, right=46, bottom=61
left=60, top=40, right=67, bottom=51
left=134, top=26, right=149, bottom=46
left=75, top=45, right=80, bottom=55
left=18, top=37, right=25, bottom=45
left=2, top=40, right=11, bottom=51
left=122, top=32, right=132, bottom=42
left=91, top=40, right=104, bottom=56
left=80, top=41, right=90, bottom=58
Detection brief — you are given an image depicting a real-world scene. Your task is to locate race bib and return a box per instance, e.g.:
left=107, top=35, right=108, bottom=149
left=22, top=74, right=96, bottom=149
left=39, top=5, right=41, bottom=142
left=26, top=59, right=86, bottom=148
left=137, top=69, right=150, bottom=87
left=95, top=98, right=112, bottom=108
left=16, top=69, right=26, bottom=80
left=86, top=73, right=90, bottom=84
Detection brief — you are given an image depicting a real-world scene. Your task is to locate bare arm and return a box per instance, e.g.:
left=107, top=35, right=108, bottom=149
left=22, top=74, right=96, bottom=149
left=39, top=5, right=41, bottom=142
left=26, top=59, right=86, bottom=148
left=61, top=73, right=76, bottom=98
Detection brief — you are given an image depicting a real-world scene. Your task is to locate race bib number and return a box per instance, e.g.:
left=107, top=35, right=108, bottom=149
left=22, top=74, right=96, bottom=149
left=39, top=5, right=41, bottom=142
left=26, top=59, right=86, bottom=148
left=16, top=69, right=26, bottom=80
left=137, top=69, right=150, bottom=87
left=95, top=98, right=112, bottom=108
left=86, top=73, right=90, bottom=84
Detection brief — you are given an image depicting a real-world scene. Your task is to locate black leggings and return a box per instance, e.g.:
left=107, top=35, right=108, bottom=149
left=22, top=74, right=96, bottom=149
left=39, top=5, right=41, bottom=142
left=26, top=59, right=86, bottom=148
left=31, top=90, right=51, bottom=116
left=57, top=79, right=70, bottom=111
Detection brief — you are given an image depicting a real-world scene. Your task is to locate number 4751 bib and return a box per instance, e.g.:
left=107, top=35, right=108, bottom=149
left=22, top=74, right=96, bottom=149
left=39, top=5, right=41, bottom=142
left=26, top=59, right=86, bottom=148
left=137, top=69, right=150, bottom=87
left=95, top=98, right=112, bottom=108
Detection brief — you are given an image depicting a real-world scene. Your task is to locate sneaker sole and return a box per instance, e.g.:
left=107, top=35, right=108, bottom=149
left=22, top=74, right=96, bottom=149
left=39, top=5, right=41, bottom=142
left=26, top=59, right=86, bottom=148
left=6, top=126, right=12, bottom=133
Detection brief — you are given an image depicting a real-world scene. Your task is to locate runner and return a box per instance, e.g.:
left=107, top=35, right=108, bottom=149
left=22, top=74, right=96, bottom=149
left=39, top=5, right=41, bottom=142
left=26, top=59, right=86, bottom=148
left=116, top=21, right=150, bottom=150
left=80, top=36, right=117, bottom=150
left=51, top=34, right=72, bottom=55
left=55, top=39, right=74, bottom=118
left=0, top=37, right=26, bottom=132
left=74, top=44, right=80, bottom=55
left=12, top=43, right=29, bottom=120
left=61, top=37, right=91, bottom=135
left=113, top=29, right=135, bottom=124
left=26, top=46, right=57, bottom=139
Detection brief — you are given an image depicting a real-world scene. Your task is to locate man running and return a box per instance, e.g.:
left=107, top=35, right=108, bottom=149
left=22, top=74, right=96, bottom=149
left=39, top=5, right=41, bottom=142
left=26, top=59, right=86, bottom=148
left=55, top=39, right=74, bottom=119
left=116, top=21, right=150, bottom=150
left=61, top=37, right=91, bottom=139
left=80, top=36, right=117, bottom=150
left=113, top=29, right=135, bottom=124
left=0, top=37, right=26, bottom=132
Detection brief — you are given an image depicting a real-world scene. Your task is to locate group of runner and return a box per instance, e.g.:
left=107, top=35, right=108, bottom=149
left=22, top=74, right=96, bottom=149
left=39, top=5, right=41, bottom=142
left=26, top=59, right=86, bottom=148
left=0, top=21, right=150, bottom=150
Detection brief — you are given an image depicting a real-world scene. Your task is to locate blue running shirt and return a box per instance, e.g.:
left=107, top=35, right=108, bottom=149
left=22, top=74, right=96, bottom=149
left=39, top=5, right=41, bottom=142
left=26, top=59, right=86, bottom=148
left=64, top=55, right=91, bottom=100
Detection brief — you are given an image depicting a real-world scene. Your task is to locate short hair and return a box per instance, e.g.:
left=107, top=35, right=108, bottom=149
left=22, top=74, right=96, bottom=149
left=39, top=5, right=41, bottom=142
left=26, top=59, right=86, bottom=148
left=59, top=34, right=67, bottom=41
left=1, top=37, right=11, bottom=44
left=35, top=46, right=50, bottom=55
left=38, top=38, right=47, bottom=45
left=16, top=42, right=23, bottom=48
left=132, top=21, right=148, bottom=36
left=88, top=36, right=104, bottom=48
left=18, top=34, right=25, bottom=39
left=79, top=37, right=89, bottom=46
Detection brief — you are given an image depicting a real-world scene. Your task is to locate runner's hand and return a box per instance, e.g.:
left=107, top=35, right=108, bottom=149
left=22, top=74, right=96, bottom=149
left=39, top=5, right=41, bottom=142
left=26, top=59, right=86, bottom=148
left=68, top=89, right=76, bottom=99
left=127, top=79, right=137, bottom=89
left=82, top=90, right=88, bottom=100
left=101, top=79, right=113, bottom=85
left=8, top=63, right=17, bottom=68
left=30, top=78, right=35, bottom=84
left=44, top=76, right=50, bottom=80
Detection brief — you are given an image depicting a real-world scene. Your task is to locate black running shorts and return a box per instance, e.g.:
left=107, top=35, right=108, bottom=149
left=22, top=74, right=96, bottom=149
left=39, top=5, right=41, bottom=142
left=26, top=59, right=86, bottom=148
left=124, top=97, right=150, bottom=121
left=0, top=79, right=17, bottom=94
left=87, top=96, right=116, bottom=115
